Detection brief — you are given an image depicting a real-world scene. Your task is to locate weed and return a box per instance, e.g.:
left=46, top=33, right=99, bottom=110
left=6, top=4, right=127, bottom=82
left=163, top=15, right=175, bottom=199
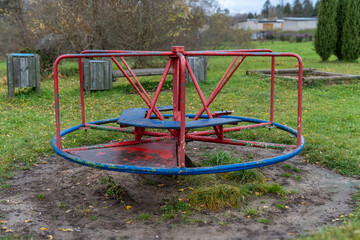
left=247, top=182, right=288, bottom=197
left=160, top=198, right=192, bottom=220
left=283, top=164, right=301, bottom=172
left=245, top=207, right=261, bottom=216
left=290, top=189, right=300, bottom=194
left=283, top=164, right=292, bottom=169
left=99, top=176, right=126, bottom=200
left=90, top=215, right=98, bottom=220
left=258, top=218, right=271, bottom=224
left=247, top=154, right=254, bottom=159
left=57, top=203, right=67, bottom=208
left=37, top=194, right=44, bottom=201
left=276, top=204, right=285, bottom=210
left=293, top=175, right=301, bottom=181
left=281, top=173, right=291, bottom=178
left=138, top=213, right=153, bottom=221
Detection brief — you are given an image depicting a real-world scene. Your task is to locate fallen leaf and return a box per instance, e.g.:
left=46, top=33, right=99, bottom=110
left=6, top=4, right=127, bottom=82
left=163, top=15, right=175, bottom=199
left=157, top=184, right=164, bottom=187
left=24, top=220, right=33, bottom=223
left=126, top=220, right=132, bottom=224
left=0, top=221, right=6, bottom=224
left=48, top=235, right=53, bottom=240
left=42, top=161, right=48, bottom=164
left=301, top=202, right=306, bottom=205
left=178, top=189, right=184, bottom=192
left=188, top=187, right=194, bottom=190
left=285, top=206, right=289, bottom=209
left=40, top=227, right=49, bottom=231
left=5, top=229, right=14, bottom=233
left=288, top=232, right=295, bottom=235
left=126, top=205, right=132, bottom=210
left=58, top=228, right=74, bottom=232
left=2, top=227, right=7, bottom=230
left=178, top=198, right=183, bottom=201
left=66, top=210, right=72, bottom=213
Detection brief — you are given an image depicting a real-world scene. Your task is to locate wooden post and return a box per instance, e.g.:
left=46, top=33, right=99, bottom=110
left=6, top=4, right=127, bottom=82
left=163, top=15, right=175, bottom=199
left=82, top=58, right=113, bottom=93
left=185, top=56, right=207, bottom=83
left=6, top=53, right=40, bottom=98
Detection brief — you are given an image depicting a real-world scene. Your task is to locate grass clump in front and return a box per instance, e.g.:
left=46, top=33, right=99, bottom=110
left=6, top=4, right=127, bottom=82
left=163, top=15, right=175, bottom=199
left=187, top=181, right=288, bottom=211
left=188, top=184, right=247, bottom=211
left=187, top=150, right=288, bottom=211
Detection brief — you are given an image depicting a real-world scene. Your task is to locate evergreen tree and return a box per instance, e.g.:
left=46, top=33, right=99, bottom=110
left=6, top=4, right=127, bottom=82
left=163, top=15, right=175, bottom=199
left=275, top=4, right=284, bottom=18
left=261, top=0, right=271, bottom=18
left=283, top=2, right=292, bottom=16
left=314, top=0, right=320, bottom=16
left=340, top=0, right=360, bottom=61
left=247, top=12, right=255, bottom=19
left=303, top=0, right=314, bottom=17
left=292, top=0, right=304, bottom=17
left=335, top=0, right=346, bottom=60
left=314, top=0, right=337, bottom=61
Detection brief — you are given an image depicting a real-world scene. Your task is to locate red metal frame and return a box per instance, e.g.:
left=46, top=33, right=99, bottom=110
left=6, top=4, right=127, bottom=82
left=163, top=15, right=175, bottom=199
left=54, top=47, right=303, bottom=168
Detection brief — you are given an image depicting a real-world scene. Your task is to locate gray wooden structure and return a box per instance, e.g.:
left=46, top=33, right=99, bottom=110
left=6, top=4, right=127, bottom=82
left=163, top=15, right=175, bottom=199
left=185, top=56, right=207, bottom=83
left=112, top=57, right=207, bottom=83
left=82, top=58, right=113, bottom=93
left=112, top=68, right=173, bottom=80
left=6, top=53, right=40, bottom=98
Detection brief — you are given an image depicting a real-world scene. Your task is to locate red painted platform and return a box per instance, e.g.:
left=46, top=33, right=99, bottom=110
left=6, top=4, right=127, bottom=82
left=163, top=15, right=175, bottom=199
left=68, top=140, right=178, bottom=168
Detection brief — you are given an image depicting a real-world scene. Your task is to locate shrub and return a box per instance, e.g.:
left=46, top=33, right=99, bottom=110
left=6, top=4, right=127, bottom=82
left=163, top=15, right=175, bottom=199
left=295, top=34, right=305, bottom=42
left=264, top=31, right=276, bottom=41
left=304, top=33, right=313, bottom=41
left=339, top=0, right=360, bottom=61
left=315, top=0, right=337, bottom=61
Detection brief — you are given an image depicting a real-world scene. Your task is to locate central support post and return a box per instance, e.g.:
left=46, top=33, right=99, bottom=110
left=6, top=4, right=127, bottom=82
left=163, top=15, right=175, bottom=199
left=172, top=46, right=186, bottom=168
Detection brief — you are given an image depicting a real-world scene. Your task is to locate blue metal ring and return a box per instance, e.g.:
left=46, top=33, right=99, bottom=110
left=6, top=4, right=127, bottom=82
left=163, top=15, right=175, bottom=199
left=52, top=116, right=305, bottom=175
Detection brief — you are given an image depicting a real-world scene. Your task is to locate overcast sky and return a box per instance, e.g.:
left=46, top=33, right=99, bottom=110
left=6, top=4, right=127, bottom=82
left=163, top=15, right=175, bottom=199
left=219, top=0, right=292, bottom=15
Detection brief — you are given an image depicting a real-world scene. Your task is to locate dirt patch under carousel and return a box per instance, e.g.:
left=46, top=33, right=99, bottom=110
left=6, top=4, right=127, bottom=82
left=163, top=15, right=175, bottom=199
left=1, top=142, right=360, bottom=240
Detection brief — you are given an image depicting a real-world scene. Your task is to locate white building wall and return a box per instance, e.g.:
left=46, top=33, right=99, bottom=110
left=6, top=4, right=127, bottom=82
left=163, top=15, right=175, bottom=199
left=283, top=18, right=318, bottom=31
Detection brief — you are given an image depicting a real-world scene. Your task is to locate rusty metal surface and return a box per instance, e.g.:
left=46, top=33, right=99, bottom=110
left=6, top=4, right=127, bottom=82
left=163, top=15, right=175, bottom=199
left=68, top=140, right=178, bottom=168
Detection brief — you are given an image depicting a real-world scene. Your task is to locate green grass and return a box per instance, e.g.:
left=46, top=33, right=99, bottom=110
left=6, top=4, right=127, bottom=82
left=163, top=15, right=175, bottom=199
left=160, top=198, right=193, bottom=220
left=137, top=213, right=153, bottom=221
left=258, top=218, right=271, bottom=224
